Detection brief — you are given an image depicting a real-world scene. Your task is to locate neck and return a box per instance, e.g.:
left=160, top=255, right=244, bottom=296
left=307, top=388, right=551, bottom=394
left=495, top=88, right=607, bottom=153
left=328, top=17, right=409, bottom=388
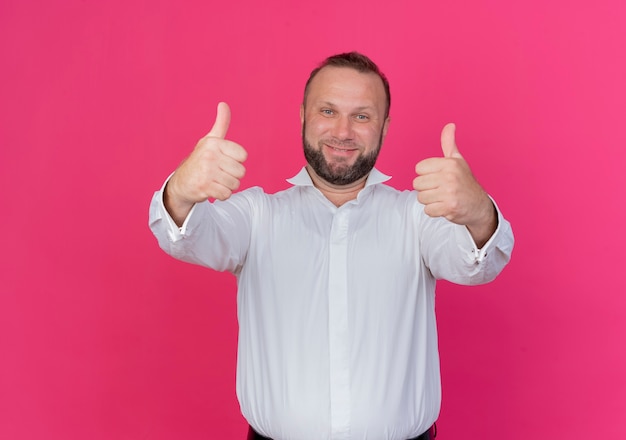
left=305, top=165, right=368, bottom=207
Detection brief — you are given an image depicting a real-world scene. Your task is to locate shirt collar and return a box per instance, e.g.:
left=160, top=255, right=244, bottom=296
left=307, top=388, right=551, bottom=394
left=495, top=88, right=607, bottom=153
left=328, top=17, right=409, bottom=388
left=286, top=167, right=392, bottom=187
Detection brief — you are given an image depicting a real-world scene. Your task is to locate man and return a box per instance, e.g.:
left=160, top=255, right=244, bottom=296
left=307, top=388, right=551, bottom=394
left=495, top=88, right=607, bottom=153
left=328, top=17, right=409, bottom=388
left=149, top=52, right=514, bottom=440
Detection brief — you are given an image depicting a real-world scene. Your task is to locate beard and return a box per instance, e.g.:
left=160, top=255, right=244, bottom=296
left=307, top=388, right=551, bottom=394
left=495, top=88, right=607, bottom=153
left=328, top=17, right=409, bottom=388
left=302, top=122, right=383, bottom=186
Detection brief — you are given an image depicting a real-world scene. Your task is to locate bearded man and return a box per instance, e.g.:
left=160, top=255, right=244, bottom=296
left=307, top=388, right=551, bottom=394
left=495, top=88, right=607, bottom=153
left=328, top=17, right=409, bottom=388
left=149, top=52, right=514, bottom=440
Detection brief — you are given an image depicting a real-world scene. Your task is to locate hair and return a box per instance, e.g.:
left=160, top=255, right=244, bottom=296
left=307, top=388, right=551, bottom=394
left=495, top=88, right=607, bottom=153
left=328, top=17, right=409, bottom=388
left=303, top=51, right=391, bottom=118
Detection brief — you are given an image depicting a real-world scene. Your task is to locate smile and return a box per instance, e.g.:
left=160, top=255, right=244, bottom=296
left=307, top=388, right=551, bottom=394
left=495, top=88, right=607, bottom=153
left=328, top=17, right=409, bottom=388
left=325, top=144, right=358, bottom=158
left=325, top=142, right=358, bottom=151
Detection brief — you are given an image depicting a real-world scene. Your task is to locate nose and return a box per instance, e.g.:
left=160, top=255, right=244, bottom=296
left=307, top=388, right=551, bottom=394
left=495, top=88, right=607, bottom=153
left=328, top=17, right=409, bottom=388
left=330, top=115, right=354, bottom=140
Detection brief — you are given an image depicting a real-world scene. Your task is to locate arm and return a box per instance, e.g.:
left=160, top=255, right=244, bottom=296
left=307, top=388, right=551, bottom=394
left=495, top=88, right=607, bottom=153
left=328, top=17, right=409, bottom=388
left=416, top=199, right=513, bottom=285
left=149, top=182, right=255, bottom=273
left=148, top=102, right=251, bottom=272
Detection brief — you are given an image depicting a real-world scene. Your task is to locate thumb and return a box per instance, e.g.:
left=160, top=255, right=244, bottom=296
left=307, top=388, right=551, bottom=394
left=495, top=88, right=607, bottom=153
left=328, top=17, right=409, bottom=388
left=207, top=102, right=231, bottom=139
left=441, top=123, right=461, bottom=158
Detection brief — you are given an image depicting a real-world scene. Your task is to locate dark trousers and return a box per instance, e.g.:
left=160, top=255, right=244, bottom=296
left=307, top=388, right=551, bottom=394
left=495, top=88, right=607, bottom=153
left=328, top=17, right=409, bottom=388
left=247, top=424, right=437, bottom=440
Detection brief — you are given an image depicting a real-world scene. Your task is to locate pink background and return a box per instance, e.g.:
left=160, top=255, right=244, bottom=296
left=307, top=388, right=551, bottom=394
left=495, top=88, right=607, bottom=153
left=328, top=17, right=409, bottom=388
left=2, top=0, right=625, bottom=438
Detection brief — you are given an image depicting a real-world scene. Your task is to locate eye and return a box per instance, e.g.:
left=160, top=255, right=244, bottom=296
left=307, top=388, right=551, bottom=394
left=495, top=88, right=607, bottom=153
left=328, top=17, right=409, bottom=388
left=321, top=109, right=334, bottom=116
left=355, top=114, right=369, bottom=121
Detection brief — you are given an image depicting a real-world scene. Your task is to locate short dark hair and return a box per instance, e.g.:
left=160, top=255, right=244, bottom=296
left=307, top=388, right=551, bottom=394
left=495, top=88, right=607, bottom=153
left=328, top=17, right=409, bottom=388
left=303, top=52, right=391, bottom=118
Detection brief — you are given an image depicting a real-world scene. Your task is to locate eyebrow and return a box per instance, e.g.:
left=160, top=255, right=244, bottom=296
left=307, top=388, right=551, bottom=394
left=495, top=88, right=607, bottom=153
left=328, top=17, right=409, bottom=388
left=317, top=101, right=375, bottom=112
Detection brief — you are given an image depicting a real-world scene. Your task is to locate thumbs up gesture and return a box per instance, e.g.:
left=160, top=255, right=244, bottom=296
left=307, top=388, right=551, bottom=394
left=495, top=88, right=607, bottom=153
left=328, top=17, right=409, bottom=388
left=165, top=102, right=248, bottom=225
left=413, top=123, right=497, bottom=245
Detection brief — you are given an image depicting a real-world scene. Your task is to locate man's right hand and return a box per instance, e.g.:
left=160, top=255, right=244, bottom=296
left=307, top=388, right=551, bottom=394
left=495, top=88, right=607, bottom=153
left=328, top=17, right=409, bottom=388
left=164, top=102, right=248, bottom=226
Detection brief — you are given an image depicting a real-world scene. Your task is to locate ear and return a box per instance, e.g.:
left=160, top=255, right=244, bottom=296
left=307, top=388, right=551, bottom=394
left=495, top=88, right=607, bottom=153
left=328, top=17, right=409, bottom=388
left=300, top=104, right=305, bottom=126
left=382, top=116, right=391, bottom=140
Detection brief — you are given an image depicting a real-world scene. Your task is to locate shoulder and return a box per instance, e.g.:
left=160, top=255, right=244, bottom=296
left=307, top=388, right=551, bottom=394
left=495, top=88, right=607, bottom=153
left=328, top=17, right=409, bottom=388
left=370, top=183, right=418, bottom=204
left=227, top=185, right=302, bottom=211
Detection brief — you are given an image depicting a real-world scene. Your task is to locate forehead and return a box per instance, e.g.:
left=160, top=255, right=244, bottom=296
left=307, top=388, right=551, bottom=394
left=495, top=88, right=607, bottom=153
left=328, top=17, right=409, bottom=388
left=306, top=66, right=386, bottom=109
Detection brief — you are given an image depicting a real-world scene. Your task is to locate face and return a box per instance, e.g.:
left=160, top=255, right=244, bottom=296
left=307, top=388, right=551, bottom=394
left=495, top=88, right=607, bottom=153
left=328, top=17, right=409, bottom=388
left=301, top=66, right=390, bottom=186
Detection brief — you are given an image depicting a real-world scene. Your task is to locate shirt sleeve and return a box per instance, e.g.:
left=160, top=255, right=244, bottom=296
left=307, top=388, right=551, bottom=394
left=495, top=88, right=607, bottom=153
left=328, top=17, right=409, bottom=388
left=148, top=176, right=255, bottom=274
left=417, top=196, right=514, bottom=285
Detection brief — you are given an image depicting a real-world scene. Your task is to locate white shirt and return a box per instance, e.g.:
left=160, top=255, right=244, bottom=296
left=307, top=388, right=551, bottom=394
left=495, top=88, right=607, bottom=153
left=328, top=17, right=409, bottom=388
left=149, top=168, right=514, bottom=440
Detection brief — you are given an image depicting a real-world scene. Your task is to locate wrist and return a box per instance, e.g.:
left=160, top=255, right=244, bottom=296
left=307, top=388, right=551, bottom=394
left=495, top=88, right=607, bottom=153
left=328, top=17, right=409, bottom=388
left=466, top=196, right=498, bottom=248
left=164, top=178, right=195, bottom=226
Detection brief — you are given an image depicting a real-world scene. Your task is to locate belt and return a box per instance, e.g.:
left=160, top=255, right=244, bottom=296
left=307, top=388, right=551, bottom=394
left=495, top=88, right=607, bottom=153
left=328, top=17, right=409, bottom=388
left=247, top=424, right=437, bottom=440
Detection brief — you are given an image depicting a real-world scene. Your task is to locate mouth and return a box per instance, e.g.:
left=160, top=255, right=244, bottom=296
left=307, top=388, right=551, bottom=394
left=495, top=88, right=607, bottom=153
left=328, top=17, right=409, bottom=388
left=324, top=144, right=358, bottom=155
left=324, top=144, right=358, bottom=159
left=328, top=145, right=355, bottom=152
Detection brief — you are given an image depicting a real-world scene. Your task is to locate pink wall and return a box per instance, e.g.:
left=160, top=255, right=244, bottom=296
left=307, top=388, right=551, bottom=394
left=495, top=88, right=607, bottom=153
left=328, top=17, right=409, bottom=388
left=2, top=0, right=625, bottom=438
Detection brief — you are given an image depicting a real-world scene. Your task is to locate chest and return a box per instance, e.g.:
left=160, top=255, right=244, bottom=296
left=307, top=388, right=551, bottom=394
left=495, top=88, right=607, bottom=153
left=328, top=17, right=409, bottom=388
left=248, top=200, right=419, bottom=280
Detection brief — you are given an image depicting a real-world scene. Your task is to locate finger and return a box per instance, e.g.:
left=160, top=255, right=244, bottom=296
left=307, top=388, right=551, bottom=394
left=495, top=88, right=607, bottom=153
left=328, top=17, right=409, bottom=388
left=219, top=156, right=247, bottom=180
left=220, top=140, right=248, bottom=163
left=413, top=174, right=440, bottom=192
left=415, top=157, right=446, bottom=175
left=441, top=123, right=461, bottom=158
left=207, top=102, right=231, bottom=139
left=416, top=188, right=443, bottom=206
left=210, top=182, right=234, bottom=201
left=213, top=170, right=242, bottom=193
left=422, top=201, right=446, bottom=218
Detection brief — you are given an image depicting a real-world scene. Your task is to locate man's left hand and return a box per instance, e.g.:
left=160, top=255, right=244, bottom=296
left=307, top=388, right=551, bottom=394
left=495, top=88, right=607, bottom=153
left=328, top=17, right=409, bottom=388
left=413, top=123, right=497, bottom=246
